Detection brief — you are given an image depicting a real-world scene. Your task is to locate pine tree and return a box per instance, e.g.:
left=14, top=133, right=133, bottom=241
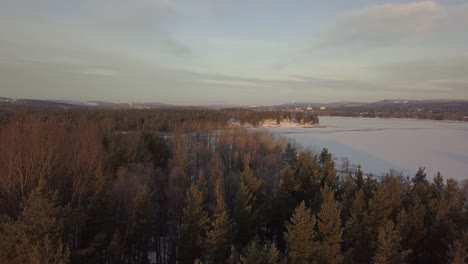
left=226, top=245, right=240, bottom=264
left=355, top=165, right=365, bottom=190
left=283, top=142, right=298, bottom=168
left=411, top=167, right=430, bottom=203
left=240, top=166, right=264, bottom=233
left=128, top=185, right=154, bottom=262
left=294, top=152, right=313, bottom=192
left=374, top=220, right=411, bottom=264
left=240, top=166, right=263, bottom=195
left=447, top=240, right=467, bottom=264
left=270, top=166, right=300, bottom=249
left=343, top=190, right=372, bottom=263
left=413, top=167, right=428, bottom=185
left=29, top=236, right=70, bottom=264
left=233, top=180, right=255, bottom=246
left=195, top=170, right=209, bottom=195
left=294, top=152, right=320, bottom=209
left=109, top=231, right=122, bottom=264
left=338, top=171, right=356, bottom=221
left=278, top=166, right=299, bottom=193
left=396, top=200, right=426, bottom=263
left=367, top=175, right=402, bottom=255
left=178, top=183, right=209, bottom=264
left=316, top=184, right=343, bottom=264
left=319, top=148, right=331, bottom=167
left=205, top=197, right=234, bottom=263
left=321, top=157, right=337, bottom=191
left=423, top=176, right=466, bottom=263
left=78, top=171, right=114, bottom=262
left=284, top=201, right=318, bottom=264
left=363, top=174, right=378, bottom=201
left=240, top=240, right=280, bottom=264
left=0, top=179, right=70, bottom=264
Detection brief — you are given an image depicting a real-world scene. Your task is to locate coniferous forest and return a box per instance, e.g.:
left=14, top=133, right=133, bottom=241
left=0, top=109, right=466, bottom=264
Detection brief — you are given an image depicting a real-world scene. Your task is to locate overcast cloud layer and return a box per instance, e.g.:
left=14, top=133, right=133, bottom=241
left=0, top=0, right=467, bottom=105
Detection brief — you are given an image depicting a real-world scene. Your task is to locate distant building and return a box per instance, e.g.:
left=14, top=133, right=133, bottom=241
left=320, top=106, right=326, bottom=110
left=295, top=107, right=302, bottom=112
left=306, top=106, right=313, bottom=111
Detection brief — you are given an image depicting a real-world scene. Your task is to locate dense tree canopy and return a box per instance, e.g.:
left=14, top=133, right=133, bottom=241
left=0, top=109, right=466, bottom=264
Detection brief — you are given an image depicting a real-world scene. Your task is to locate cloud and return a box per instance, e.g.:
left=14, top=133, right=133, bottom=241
left=321, top=1, right=467, bottom=49
left=80, top=68, right=118, bottom=76
left=373, top=54, right=468, bottom=97
left=0, top=0, right=190, bottom=59
left=0, top=42, right=391, bottom=103
left=192, top=72, right=385, bottom=93
left=378, top=55, right=468, bottom=82
left=1, top=44, right=463, bottom=104
left=427, top=80, right=468, bottom=92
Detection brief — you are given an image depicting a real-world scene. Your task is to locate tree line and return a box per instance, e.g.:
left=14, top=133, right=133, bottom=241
left=0, top=109, right=466, bottom=264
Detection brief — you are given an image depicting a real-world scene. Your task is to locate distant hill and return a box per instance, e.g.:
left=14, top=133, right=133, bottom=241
left=269, top=99, right=468, bottom=109
left=324, top=101, right=366, bottom=107
left=371, top=99, right=468, bottom=105
left=132, top=102, right=173, bottom=108
left=0, top=98, right=177, bottom=110
left=1, top=97, right=467, bottom=112
left=0, top=99, right=84, bottom=110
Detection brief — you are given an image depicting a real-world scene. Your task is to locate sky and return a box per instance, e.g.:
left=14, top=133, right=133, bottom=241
left=0, top=0, right=467, bottom=105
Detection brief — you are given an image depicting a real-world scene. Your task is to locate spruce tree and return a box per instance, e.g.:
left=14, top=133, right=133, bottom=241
left=205, top=197, right=234, bottom=263
left=447, top=240, right=467, bottom=264
left=396, top=200, right=426, bottom=263
left=316, top=184, right=343, bottom=264
left=343, top=190, right=372, bottom=263
left=283, top=142, right=298, bottom=168
left=128, top=185, right=154, bottom=262
left=294, top=152, right=320, bottom=209
left=0, top=179, right=69, bottom=264
left=423, top=176, right=466, bottom=263
left=411, top=167, right=430, bottom=203
left=319, top=148, right=331, bottom=167
left=240, top=166, right=264, bottom=233
left=355, top=165, right=365, bottom=190
left=338, top=171, right=357, bottom=221
left=269, top=166, right=300, bottom=249
left=321, top=157, right=337, bottom=191
left=79, top=171, right=114, bottom=262
left=109, top=231, right=122, bottom=264
left=233, top=180, right=255, bottom=245
left=29, top=236, right=70, bottom=264
left=284, top=201, right=318, bottom=264
left=178, top=183, right=209, bottom=264
left=240, top=166, right=263, bottom=195
left=367, top=175, right=402, bottom=255
left=278, top=166, right=299, bottom=193
left=294, top=152, right=313, bottom=192
left=374, top=220, right=411, bottom=264
left=226, top=245, right=240, bottom=264
left=240, top=240, right=280, bottom=264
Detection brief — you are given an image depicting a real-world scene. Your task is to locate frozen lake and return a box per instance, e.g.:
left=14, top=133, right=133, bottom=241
left=265, top=117, right=468, bottom=182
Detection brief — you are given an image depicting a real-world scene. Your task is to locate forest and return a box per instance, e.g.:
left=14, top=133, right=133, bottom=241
left=0, top=108, right=466, bottom=264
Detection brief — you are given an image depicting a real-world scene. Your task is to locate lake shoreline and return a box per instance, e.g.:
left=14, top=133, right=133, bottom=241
left=266, top=116, right=468, bottom=181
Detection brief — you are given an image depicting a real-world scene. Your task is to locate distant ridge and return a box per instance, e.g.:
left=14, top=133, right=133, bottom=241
left=0, top=98, right=175, bottom=110
left=271, top=99, right=468, bottom=108
left=1, top=97, right=467, bottom=110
